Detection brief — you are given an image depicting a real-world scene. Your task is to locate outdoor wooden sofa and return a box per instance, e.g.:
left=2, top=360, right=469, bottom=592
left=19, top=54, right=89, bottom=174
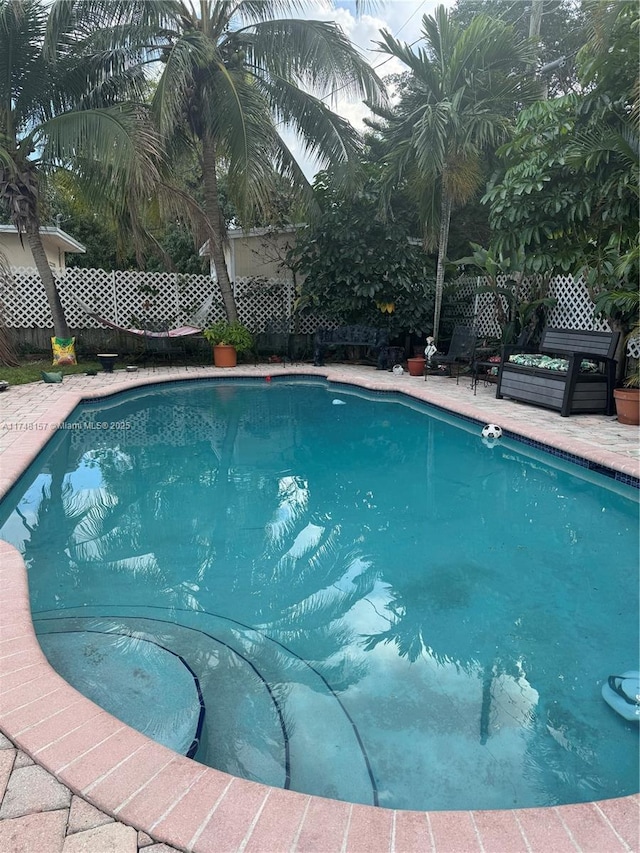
left=313, top=325, right=390, bottom=368
left=496, top=327, right=620, bottom=417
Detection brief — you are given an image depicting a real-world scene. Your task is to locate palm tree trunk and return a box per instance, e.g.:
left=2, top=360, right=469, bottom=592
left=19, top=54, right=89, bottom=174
left=26, top=221, right=71, bottom=339
left=201, top=134, right=238, bottom=323
left=432, top=186, right=453, bottom=345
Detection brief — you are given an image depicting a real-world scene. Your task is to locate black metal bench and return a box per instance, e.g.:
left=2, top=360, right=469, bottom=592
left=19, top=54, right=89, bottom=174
left=313, top=325, right=389, bottom=368
left=496, top=328, right=620, bottom=417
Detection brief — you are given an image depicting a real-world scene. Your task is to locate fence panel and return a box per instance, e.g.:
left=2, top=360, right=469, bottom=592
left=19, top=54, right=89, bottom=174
left=5, top=267, right=635, bottom=356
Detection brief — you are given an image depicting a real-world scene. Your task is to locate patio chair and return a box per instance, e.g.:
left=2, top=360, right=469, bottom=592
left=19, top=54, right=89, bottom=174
left=471, top=327, right=537, bottom=395
left=260, top=316, right=293, bottom=364
left=136, top=325, right=187, bottom=368
left=425, top=325, right=477, bottom=383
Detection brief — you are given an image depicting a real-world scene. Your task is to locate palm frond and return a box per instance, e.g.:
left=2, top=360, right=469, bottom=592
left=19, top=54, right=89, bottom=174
left=271, top=133, right=316, bottom=213
left=256, top=75, right=363, bottom=171
left=37, top=105, right=162, bottom=213
left=240, top=18, right=385, bottom=108
left=567, top=122, right=639, bottom=177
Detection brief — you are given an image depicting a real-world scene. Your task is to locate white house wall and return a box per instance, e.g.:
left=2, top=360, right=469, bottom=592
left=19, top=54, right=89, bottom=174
left=0, top=233, right=63, bottom=272
left=228, top=232, right=295, bottom=281
left=0, top=227, right=85, bottom=273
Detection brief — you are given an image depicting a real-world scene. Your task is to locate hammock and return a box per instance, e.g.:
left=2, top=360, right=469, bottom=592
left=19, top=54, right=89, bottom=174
left=75, top=295, right=213, bottom=338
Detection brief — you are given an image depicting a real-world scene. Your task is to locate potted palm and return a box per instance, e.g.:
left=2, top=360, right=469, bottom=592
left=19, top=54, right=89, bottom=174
left=203, top=320, right=253, bottom=368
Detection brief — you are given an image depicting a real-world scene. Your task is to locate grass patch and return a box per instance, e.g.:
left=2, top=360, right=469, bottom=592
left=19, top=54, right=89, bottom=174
left=0, top=346, right=271, bottom=386
left=0, top=359, right=105, bottom=385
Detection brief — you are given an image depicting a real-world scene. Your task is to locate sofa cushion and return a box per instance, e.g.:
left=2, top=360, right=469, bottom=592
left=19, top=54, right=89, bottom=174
left=508, top=353, right=599, bottom=372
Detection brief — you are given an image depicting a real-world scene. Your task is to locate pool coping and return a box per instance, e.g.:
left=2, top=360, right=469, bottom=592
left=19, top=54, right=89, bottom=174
left=0, top=365, right=638, bottom=852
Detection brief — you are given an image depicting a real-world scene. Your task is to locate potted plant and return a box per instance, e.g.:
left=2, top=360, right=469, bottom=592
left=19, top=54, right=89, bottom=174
left=613, top=312, right=640, bottom=425
left=590, top=259, right=639, bottom=423
left=614, top=359, right=640, bottom=424
left=406, top=354, right=426, bottom=376
left=203, top=320, right=253, bottom=368
left=586, top=241, right=639, bottom=424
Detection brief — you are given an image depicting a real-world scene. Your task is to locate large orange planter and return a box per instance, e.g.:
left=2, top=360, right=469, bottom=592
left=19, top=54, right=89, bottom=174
left=613, top=388, right=640, bottom=425
left=407, top=357, right=425, bottom=376
left=213, top=345, right=237, bottom=368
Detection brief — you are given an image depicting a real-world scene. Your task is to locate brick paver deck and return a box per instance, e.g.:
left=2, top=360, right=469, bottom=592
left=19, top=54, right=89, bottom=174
left=0, top=363, right=638, bottom=852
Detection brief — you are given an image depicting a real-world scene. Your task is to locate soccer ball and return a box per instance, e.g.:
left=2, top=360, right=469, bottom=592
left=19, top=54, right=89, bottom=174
left=481, top=423, right=503, bottom=440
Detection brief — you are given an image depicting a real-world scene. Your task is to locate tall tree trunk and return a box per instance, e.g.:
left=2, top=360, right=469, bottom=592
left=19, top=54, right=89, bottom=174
left=432, top=185, right=453, bottom=345
left=529, top=0, right=548, bottom=98
left=201, top=134, right=238, bottom=323
left=528, top=0, right=544, bottom=40
left=26, top=221, right=71, bottom=339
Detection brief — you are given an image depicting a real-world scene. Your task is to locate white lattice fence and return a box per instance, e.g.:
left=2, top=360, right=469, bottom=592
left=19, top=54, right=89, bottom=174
left=233, top=276, right=294, bottom=332
left=5, top=267, right=637, bottom=357
left=6, top=268, right=308, bottom=333
left=546, top=274, right=611, bottom=331
left=3, top=268, right=54, bottom=328
left=4, top=267, right=221, bottom=330
left=471, top=273, right=614, bottom=332
left=469, top=275, right=507, bottom=338
left=451, top=277, right=478, bottom=327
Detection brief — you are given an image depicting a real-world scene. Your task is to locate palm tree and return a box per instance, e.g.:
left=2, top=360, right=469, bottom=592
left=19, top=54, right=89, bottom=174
left=0, top=0, right=160, bottom=342
left=370, top=4, right=537, bottom=343
left=68, top=0, right=386, bottom=322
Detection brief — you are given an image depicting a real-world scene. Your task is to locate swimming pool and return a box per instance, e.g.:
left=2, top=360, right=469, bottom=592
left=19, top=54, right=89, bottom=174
left=0, top=377, right=637, bottom=813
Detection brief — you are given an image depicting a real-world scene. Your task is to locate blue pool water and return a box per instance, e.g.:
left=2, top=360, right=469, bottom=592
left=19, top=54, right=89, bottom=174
left=0, top=379, right=637, bottom=811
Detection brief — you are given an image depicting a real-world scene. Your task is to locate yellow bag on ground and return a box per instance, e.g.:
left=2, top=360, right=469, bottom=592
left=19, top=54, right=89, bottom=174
left=51, top=336, right=76, bottom=366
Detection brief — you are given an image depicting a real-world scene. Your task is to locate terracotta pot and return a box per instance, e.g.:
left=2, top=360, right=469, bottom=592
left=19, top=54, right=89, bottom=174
left=213, top=345, right=237, bottom=368
left=407, top=357, right=425, bottom=377
left=613, top=387, right=640, bottom=425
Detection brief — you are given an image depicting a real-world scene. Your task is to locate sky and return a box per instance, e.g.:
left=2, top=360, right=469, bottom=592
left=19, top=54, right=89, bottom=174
left=286, top=1, right=456, bottom=177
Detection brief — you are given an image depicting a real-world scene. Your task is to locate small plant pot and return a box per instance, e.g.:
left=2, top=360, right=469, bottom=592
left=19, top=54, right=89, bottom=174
left=613, top=388, right=640, bottom=425
left=213, top=345, right=237, bottom=368
left=97, top=353, right=118, bottom=373
left=407, top=357, right=425, bottom=377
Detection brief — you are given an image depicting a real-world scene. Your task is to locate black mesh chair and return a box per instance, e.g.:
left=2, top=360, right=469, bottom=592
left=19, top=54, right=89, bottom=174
left=261, top=316, right=293, bottom=365
left=471, top=327, right=537, bottom=395
left=425, top=325, right=477, bottom=383
left=136, top=325, right=186, bottom=369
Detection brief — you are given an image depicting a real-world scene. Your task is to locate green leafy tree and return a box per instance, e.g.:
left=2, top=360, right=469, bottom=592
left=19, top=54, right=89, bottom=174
left=47, top=173, right=135, bottom=271
left=483, top=1, right=639, bottom=370
left=369, top=4, right=538, bottom=343
left=70, top=0, right=385, bottom=323
left=485, top=0, right=638, bottom=267
left=145, top=223, right=208, bottom=275
left=452, top=0, right=587, bottom=97
left=0, top=0, right=160, bottom=338
left=291, top=168, right=436, bottom=338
